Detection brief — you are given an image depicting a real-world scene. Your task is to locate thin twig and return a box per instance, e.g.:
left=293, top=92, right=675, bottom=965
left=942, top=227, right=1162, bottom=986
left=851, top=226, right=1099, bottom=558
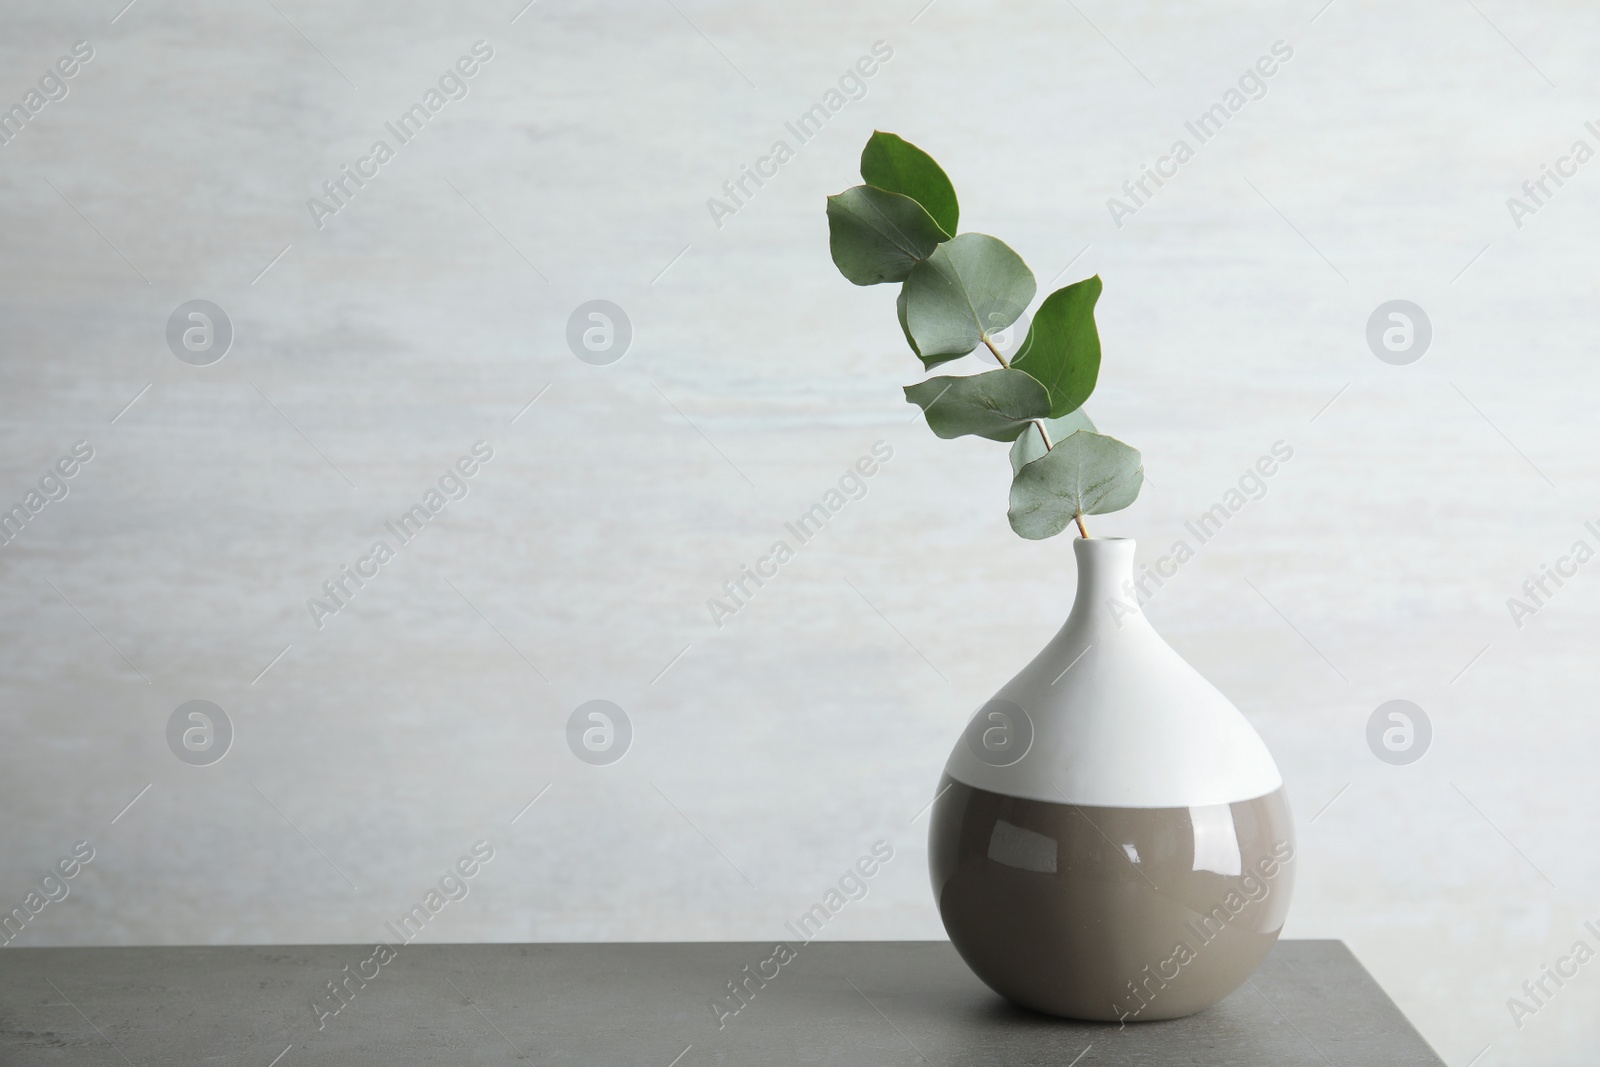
left=1000, top=336, right=1083, bottom=536
left=1025, top=407, right=1084, bottom=535
left=981, top=335, right=1008, bottom=367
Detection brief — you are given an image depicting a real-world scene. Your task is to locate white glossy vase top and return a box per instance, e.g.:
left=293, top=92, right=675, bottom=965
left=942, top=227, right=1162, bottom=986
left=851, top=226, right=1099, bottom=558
left=943, top=537, right=1284, bottom=809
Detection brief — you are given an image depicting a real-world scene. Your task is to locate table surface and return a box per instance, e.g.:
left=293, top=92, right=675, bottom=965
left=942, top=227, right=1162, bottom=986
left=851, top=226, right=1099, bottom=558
left=0, top=939, right=1441, bottom=1066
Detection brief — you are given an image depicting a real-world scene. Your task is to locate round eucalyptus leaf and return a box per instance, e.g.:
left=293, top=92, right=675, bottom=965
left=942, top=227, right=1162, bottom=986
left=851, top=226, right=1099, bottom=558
left=904, top=369, right=1051, bottom=442
left=1011, top=275, right=1102, bottom=418
left=1008, top=430, right=1143, bottom=540
left=826, top=185, right=951, bottom=286
left=902, top=234, right=1036, bottom=367
left=895, top=285, right=921, bottom=360
left=1008, top=408, right=1097, bottom=476
left=860, top=131, right=960, bottom=237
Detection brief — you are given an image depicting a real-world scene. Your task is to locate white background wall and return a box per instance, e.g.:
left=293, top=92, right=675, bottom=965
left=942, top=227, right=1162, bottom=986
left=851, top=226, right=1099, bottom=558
left=2, top=0, right=1598, bottom=1062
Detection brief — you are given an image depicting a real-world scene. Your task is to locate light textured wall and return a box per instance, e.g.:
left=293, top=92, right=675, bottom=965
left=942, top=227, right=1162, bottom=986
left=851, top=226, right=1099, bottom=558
left=2, top=0, right=1597, bottom=1062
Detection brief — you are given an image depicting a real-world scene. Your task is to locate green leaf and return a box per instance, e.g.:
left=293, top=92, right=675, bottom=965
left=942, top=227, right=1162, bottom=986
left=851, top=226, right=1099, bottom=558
left=1010, top=276, right=1103, bottom=418
left=904, top=369, right=1051, bottom=442
left=895, top=286, right=922, bottom=359
left=826, top=186, right=951, bottom=286
left=902, top=234, right=1036, bottom=367
left=1008, top=430, right=1143, bottom=540
left=1008, top=408, right=1097, bottom=476
left=860, top=131, right=960, bottom=237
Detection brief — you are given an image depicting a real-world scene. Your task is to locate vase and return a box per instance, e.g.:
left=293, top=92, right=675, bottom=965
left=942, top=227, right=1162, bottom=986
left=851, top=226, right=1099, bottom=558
left=928, top=536, right=1295, bottom=1022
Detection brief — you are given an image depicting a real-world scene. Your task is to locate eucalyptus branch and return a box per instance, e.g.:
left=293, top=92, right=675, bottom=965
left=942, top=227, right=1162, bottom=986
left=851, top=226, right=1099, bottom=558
left=827, top=131, right=1142, bottom=542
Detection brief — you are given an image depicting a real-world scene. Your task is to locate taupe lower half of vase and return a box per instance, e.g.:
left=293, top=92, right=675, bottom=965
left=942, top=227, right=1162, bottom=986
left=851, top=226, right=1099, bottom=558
left=929, top=776, right=1296, bottom=1022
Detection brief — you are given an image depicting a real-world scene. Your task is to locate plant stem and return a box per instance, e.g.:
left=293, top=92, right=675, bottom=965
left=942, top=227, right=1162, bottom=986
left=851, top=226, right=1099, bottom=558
left=989, top=334, right=1084, bottom=537
left=987, top=335, right=1057, bottom=458
left=981, top=335, right=1008, bottom=368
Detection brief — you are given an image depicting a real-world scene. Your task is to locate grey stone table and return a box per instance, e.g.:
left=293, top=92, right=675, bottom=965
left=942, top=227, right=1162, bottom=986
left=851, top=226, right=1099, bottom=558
left=1, top=940, right=1440, bottom=1066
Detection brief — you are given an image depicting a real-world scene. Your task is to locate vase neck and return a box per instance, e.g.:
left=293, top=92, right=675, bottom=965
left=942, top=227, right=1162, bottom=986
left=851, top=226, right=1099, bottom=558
left=1069, top=537, right=1141, bottom=629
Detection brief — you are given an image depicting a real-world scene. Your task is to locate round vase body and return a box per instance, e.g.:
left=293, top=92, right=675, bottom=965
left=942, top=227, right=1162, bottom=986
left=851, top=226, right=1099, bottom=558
left=929, top=538, right=1295, bottom=1022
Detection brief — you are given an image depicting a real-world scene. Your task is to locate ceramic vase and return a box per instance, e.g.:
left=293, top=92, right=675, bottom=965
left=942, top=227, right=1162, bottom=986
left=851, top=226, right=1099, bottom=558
left=929, top=537, right=1295, bottom=1022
